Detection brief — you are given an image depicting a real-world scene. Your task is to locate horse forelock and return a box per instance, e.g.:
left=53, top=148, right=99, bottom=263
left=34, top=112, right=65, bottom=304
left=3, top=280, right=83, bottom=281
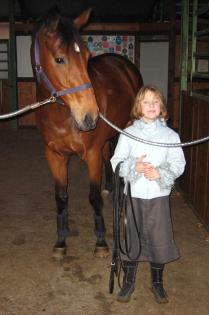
left=57, top=16, right=81, bottom=46
left=41, top=14, right=80, bottom=44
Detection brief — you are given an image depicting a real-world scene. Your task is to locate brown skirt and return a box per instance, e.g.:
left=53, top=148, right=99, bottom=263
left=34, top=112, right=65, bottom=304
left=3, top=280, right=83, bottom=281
left=120, top=195, right=180, bottom=263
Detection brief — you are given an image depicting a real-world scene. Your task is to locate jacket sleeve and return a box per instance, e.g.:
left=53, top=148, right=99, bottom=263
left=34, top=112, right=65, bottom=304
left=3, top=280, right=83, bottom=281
left=156, top=133, right=186, bottom=189
left=110, top=134, right=140, bottom=183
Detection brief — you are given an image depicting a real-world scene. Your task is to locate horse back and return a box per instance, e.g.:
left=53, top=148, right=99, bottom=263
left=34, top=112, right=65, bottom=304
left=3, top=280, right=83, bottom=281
left=88, top=54, right=142, bottom=103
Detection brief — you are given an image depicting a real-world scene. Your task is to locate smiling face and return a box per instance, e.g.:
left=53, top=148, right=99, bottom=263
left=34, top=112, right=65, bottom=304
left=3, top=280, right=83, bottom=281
left=131, top=85, right=168, bottom=123
left=140, top=90, right=161, bottom=123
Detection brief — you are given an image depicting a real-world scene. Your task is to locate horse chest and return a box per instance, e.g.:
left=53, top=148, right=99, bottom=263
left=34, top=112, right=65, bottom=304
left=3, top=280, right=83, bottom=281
left=47, top=132, right=87, bottom=159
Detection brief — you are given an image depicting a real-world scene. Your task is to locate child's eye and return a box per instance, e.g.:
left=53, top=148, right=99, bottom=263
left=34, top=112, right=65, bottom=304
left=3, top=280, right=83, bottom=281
left=154, top=100, right=160, bottom=105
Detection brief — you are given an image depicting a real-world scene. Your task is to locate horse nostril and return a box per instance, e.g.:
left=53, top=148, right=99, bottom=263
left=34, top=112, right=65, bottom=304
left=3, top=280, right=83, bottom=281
left=83, top=113, right=98, bottom=131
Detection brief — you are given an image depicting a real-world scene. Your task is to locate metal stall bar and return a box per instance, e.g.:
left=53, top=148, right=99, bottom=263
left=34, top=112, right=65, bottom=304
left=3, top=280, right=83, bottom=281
left=179, top=0, right=190, bottom=132
left=180, top=0, right=190, bottom=92
left=190, top=0, right=209, bottom=98
left=190, top=0, right=197, bottom=91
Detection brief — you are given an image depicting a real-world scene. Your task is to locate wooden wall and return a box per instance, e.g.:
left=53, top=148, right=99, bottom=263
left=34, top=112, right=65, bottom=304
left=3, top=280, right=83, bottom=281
left=0, top=80, right=11, bottom=129
left=17, top=81, right=36, bottom=127
left=179, top=93, right=209, bottom=228
left=0, top=80, right=36, bottom=128
left=171, top=35, right=209, bottom=130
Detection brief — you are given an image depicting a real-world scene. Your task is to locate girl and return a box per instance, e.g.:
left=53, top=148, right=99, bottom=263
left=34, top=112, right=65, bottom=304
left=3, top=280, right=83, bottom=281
left=110, top=85, right=186, bottom=303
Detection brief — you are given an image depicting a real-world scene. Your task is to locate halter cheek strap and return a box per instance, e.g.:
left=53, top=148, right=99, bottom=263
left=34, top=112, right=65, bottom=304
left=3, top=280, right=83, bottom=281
left=34, top=32, right=92, bottom=103
left=55, top=83, right=92, bottom=97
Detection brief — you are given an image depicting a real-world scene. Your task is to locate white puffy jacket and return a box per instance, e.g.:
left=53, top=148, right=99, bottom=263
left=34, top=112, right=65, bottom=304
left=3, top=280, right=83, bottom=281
left=110, top=118, right=186, bottom=199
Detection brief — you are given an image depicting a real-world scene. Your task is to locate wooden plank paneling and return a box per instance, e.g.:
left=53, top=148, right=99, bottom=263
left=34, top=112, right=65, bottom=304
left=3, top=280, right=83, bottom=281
left=193, top=101, right=209, bottom=219
left=0, top=80, right=10, bottom=128
left=205, top=157, right=209, bottom=225
left=173, top=81, right=209, bottom=130
left=179, top=93, right=209, bottom=228
left=179, top=93, right=192, bottom=193
left=17, top=81, right=36, bottom=127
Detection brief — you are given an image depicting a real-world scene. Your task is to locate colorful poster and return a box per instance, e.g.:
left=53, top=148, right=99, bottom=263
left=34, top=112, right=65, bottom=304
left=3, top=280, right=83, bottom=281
left=82, top=35, right=135, bottom=63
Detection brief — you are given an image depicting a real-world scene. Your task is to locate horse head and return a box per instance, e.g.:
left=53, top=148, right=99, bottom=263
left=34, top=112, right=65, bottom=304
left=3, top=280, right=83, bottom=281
left=32, top=9, right=99, bottom=131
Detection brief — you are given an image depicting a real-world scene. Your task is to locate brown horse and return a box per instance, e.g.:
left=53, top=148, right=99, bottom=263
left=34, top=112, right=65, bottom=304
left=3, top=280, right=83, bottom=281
left=31, top=8, right=143, bottom=259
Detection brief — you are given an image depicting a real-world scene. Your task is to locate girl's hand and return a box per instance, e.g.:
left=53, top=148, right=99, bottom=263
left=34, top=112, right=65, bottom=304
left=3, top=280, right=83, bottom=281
left=135, top=155, right=151, bottom=173
left=144, top=165, right=160, bottom=180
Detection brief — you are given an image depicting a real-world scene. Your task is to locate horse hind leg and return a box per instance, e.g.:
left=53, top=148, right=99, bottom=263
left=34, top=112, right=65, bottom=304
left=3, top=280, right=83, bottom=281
left=45, top=147, right=69, bottom=259
left=86, top=149, right=109, bottom=258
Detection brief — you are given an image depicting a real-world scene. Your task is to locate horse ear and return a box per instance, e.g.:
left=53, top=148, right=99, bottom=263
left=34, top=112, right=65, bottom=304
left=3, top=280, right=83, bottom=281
left=73, top=8, right=92, bottom=29
left=49, top=17, right=60, bottom=33
left=45, top=14, right=60, bottom=34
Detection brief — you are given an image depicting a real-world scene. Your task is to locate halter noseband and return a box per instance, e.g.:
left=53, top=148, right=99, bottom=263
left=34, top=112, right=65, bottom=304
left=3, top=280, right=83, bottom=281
left=34, top=32, right=92, bottom=104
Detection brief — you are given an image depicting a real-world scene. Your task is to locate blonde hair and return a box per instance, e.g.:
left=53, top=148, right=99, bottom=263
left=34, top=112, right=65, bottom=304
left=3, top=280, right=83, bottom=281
left=131, top=85, right=169, bottom=120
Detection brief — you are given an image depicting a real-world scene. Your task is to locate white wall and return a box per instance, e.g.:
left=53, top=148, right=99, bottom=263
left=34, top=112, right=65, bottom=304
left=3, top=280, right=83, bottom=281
left=140, top=42, right=169, bottom=100
left=0, top=28, right=34, bottom=78
left=16, top=36, right=33, bottom=77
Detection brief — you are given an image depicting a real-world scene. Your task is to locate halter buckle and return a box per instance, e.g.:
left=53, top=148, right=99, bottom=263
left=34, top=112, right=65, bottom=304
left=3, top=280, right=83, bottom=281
left=35, top=65, right=42, bottom=72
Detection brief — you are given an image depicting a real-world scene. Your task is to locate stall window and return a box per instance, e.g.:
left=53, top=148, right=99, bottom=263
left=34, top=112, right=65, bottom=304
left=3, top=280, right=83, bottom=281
left=0, top=40, right=8, bottom=79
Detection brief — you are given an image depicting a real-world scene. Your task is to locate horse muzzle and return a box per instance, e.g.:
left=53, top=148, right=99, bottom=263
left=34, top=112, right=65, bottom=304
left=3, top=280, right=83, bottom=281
left=76, top=112, right=99, bottom=131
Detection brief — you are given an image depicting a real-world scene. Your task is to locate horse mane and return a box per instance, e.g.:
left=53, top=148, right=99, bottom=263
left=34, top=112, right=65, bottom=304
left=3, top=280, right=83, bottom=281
left=34, top=6, right=81, bottom=45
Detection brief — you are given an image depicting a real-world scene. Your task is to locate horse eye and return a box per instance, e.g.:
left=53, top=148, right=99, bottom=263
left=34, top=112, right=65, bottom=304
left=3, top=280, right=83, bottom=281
left=55, top=57, right=65, bottom=64
left=74, top=42, right=80, bottom=52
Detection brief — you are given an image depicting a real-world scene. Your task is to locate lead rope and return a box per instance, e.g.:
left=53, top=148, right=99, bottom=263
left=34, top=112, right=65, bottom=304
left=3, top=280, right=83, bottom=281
left=109, top=162, right=141, bottom=294
left=0, top=96, right=56, bottom=120
left=1, top=99, right=209, bottom=147
left=109, top=162, right=123, bottom=294
left=99, top=113, right=209, bottom=147
left=122, top=182, right=142, bottom=260
left=109, top=164, right=119, bottom=293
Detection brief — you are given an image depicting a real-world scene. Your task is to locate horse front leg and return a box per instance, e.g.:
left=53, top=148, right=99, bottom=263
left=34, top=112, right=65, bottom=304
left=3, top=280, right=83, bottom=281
left=86, top=149, right=109, bottom=258
left=45, top=146, right=69, bottom=259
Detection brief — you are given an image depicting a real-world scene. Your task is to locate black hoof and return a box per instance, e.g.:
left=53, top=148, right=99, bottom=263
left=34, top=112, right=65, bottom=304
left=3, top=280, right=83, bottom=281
left=94, top=240, right=109, bottom=258
left=52, top=242, right=67, bottom=260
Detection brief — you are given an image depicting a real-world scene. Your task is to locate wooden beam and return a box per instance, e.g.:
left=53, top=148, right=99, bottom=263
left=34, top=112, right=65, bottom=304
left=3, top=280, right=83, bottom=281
left=15, top=21, right=181, bottom=34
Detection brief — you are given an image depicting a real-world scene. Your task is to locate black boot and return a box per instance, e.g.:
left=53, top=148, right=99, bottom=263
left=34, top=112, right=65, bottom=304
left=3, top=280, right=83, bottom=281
left=117, top=261, right=138, bottom=303
left=150, top=263, right=168, bottom=304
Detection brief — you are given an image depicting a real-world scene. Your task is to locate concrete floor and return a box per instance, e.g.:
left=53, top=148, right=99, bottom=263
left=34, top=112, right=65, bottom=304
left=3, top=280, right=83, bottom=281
left=0, top=129, right=209, bottom=315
